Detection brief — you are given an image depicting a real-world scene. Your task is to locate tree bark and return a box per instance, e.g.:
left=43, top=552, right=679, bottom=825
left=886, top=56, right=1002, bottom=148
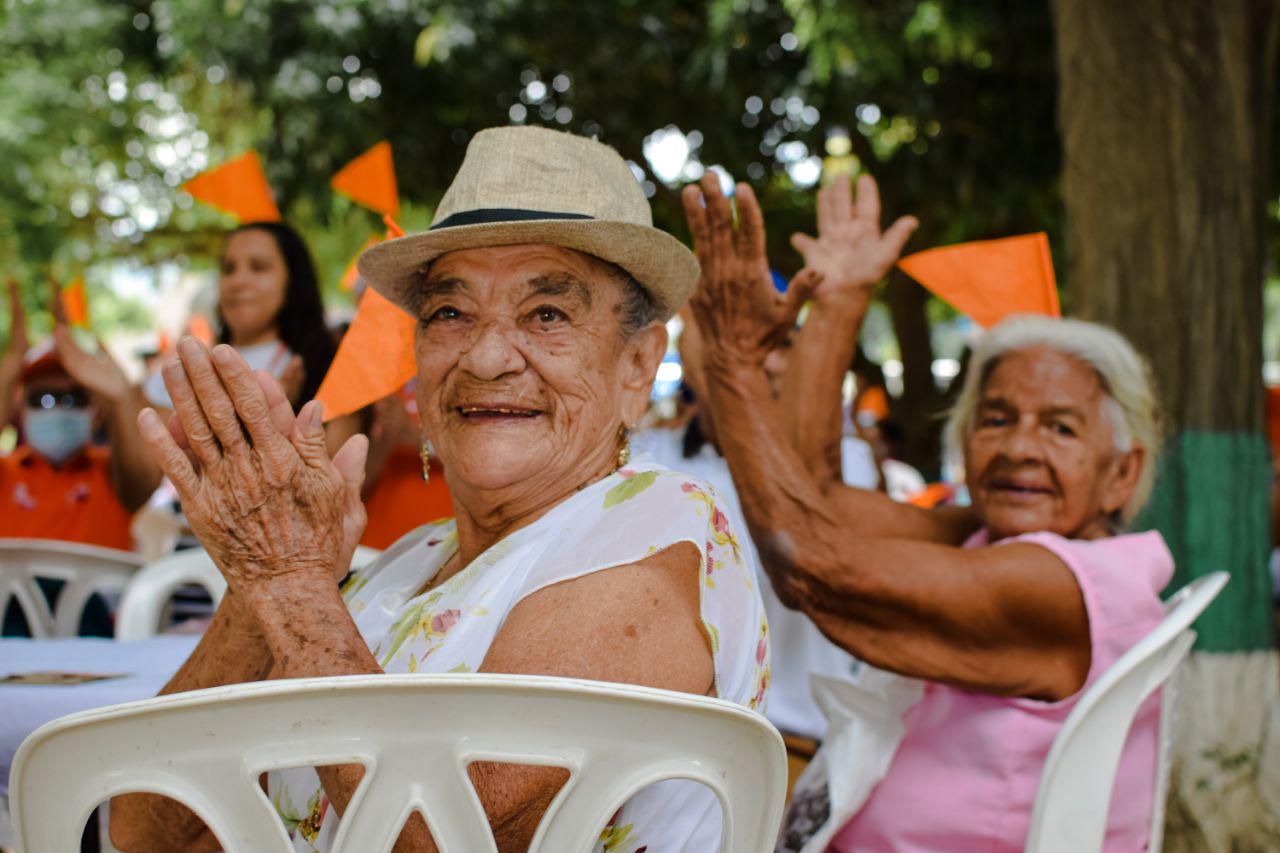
left=1055, top=0, right=1275, bottom=433
left=1053, top=0, right=1280, bottom=847
left=883, top=272, right=944, bottom=479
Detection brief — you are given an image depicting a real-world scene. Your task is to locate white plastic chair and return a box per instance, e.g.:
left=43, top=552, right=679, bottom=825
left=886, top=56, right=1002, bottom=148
left=114, top=546, right=382, bottom=641
left=10, top=673, right=787, bottom=853
left=0, top=539, right=144, bottom=638
left=1024, top=571, right=1230, bottom=853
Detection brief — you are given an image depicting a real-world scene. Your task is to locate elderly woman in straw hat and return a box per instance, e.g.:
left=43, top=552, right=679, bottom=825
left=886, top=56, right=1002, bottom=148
left=681, top=173, right=1174, bottom=851
left=109, top=127, right=771, bottom=853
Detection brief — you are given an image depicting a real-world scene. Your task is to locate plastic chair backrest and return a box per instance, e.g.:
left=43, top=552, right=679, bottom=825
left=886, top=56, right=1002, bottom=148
left=1023, top=571, right=1229, bottom=853
left=0, top=539, right=144, bottom=638
left=11, top=673, right=787, bottom=853
left=113, top=546, right=382, bottom=641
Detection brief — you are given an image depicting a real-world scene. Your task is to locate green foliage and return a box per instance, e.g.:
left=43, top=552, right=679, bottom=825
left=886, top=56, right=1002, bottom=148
left=2, top=0, right=1061, bottom=279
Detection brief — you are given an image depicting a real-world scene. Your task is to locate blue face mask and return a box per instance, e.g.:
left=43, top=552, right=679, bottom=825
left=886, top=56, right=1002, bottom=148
left=24, top=408, right=93, bottom=465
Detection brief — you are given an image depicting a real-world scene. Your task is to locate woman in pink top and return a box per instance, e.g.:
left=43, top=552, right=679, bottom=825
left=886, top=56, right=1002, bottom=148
left=681, top=172, right=1170, bottom=851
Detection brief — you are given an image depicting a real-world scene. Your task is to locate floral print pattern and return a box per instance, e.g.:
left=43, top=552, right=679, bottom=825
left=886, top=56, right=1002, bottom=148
left=681, top=480, right=745, bottom=587
left=268, top=462, right=769, bottom=852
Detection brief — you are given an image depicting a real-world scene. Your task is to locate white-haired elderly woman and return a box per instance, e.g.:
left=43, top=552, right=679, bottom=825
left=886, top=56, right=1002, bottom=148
left=109, top=127, right=769, bottom=853
left=682, top=173, right=1171, bottom=851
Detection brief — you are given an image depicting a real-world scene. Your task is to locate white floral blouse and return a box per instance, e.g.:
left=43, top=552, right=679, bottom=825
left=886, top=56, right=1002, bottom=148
left=267, top=460, right=771, bottom=852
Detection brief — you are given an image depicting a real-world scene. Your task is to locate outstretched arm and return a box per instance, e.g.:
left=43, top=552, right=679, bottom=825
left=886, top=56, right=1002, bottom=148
left=773, top=177, right=977, bottom=543
left=49, top=281, right=162, bottom=511
left=777, top=173, right=916, bottom=485
left=683, top=174, right=1088, bottom=701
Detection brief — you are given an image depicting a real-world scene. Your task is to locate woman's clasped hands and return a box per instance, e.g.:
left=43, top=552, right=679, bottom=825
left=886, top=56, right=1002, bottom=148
left=137, top=337, right=369, bottom=593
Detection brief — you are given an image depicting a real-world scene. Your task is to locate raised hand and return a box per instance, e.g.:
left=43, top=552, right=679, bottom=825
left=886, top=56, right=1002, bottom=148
left=790, top=173, right=917, bottom=306
left=682, top=174, right=821, bottom=368
left=137, top=338, right=369, bottom=591
left=48, top=277, right=131, bottom=405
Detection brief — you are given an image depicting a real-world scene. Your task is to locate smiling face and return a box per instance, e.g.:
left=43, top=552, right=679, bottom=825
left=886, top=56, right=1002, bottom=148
left=218, top=228, right=288, bottom=346
left=964, top=346, right=1144, bottom=541
left=413, top=244, right=667, bottom=505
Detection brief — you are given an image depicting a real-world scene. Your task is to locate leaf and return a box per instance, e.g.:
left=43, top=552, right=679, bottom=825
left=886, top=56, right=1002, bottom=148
left=602, top=470, right=659, bottom=509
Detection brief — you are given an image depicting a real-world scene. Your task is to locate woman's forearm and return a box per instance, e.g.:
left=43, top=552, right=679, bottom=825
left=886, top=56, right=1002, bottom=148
left=702, top=362, right=1088, bottom=698
left=109, top=592, right=273, bottom=852
left=104, top=387, right=165, bottom=512
left=778, top=294, right=874, bottom=486
left=703, top=361, right=845, bottom=604
left=0, top=353, right=21, bottom=428
left=241, top=570, right=448, bottom=851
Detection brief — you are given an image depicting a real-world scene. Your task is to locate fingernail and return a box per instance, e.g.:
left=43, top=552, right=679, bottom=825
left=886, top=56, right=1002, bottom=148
left=311, top=401, right=324, bottom=427
left=212, top=345, right=234, bottom=366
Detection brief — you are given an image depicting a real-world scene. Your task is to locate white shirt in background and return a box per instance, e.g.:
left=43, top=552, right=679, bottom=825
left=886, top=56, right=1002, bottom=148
left=636, top=427, right=880, bottom=740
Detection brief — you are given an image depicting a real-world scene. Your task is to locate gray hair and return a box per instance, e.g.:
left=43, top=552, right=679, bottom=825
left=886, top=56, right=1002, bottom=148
left=943, top=315, right=1162, bottom=525
left=609, top=264, right=661, bottom=338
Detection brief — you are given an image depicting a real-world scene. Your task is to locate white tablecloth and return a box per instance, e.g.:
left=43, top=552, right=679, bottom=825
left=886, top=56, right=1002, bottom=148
left=0, top=635, right=199, bottom=798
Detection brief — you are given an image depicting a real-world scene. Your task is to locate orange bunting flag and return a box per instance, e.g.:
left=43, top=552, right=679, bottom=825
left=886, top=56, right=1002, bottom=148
left=332, top=141, right=400, bottom=217
left=187, top=314, right=215, bottom=347
left=340, top=235, right=382, bottom=292
left=60, top=276, right=90, bottom=328
left=182, top=151, right=281, bottom=223
left=316, top=287, right=417, bottom=421
left=897, top=233, right=1060, bottom=328
left=383, top=213, right=404, bottom=238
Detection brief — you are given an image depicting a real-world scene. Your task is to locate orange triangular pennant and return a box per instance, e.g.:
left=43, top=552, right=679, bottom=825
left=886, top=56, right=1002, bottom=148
left=60, top=276, right=90, bottom=328
left=332, top=141, right=400, bottom=217
left=897, top=233, right=1060, bottom=328
left=316, top=287, right=417, bottom=421
left=187, top=314, right=215, bottom=346
left=182, top=151, right=281, bottom=223
left=340, top=235, right=382, bottom=292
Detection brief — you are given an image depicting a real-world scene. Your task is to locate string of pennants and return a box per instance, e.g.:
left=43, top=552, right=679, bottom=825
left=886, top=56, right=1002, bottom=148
left=182, top=149, right=1061, bottom=421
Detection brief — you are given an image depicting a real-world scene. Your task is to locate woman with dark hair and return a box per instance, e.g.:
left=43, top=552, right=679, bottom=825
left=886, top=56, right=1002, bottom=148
left=145, top=221, right=336, bottom=411
left=55, top=222, right=337, bottom=509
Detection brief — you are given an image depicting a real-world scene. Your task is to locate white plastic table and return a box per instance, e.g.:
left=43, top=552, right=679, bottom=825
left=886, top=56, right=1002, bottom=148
left=0, top=635, right=199, bottom=800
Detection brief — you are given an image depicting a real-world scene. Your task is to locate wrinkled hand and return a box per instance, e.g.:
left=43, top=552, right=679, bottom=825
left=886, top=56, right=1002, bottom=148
left=138, top=338, right=369, bottom=591
left=790, top=173, right=917, bottom=307
left=682, top=174, right=821, bottom=369
left=49, top=278, right=131, bottom=404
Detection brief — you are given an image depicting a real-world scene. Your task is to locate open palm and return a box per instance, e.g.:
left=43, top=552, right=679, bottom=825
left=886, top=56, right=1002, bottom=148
left=683, top=174, right=820, bottom=368
left=790, top=173, right=918, bottom=306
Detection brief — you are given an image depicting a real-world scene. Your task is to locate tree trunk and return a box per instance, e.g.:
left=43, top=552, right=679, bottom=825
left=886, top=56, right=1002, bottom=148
left=884, top=272, right=944, bottom=479
left=1053, top=0, right=1280, bottom=847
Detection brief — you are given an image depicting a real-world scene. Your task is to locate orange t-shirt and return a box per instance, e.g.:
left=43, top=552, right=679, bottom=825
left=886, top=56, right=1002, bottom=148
left=0, top=445, right=134, bottom=550
left=359, top=446, right=454, bottom=550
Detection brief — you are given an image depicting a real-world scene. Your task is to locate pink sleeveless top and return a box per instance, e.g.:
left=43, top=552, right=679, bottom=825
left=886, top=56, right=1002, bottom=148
left=829, top=529, right=1174, bottom=852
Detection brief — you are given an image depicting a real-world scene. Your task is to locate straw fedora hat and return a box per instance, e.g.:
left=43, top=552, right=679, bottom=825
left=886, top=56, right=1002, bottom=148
left=359, top=125, right=700, bottom=320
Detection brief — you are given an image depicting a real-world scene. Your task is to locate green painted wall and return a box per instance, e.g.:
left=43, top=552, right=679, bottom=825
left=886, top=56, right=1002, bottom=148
left=1139, top=431, right=1274, bottom=653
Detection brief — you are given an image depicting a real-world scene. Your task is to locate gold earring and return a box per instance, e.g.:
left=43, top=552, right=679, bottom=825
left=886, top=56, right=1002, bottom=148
left=420, top=442, right=431, bottom=483
left=616, top=424, right=631, bottom=469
